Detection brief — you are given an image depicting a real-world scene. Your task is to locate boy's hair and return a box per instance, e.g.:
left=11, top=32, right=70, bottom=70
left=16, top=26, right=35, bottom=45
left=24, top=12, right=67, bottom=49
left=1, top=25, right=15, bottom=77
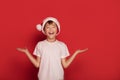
left=45, top=20, right=55, bottom=26
left=43, top=20, right=58, bottom=31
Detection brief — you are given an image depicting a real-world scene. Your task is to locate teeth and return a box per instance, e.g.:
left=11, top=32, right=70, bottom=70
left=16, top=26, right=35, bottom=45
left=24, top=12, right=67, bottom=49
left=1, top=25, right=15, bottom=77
left=49, top=32, right=54, bottom=35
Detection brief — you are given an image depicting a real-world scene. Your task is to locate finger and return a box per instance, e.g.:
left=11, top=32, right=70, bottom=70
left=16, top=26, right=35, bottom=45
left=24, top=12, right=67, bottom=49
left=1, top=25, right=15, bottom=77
left=16, top=48, right=21, bottom=51
left=83, top=49, right=87, bottom=52
left=83, top=48, right=88, bottom=51
left=16, top=48, right=24, bottom=52
left=80, top=49, right=87, bottom=53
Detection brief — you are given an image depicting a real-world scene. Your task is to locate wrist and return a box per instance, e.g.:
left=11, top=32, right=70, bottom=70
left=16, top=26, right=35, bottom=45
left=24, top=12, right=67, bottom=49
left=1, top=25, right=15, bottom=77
left=25, top=51, right=29, bottom=55
left=74, top=52, right=78, bottom=56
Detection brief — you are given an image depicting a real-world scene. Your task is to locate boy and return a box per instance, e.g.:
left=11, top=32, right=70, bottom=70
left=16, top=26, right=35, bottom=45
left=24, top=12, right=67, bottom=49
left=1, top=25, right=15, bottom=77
left=17, top=17, right=88, bottom=80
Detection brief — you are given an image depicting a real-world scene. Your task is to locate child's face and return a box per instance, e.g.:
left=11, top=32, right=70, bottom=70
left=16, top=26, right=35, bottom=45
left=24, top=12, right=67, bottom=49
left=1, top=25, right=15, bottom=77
left=44, top=23, right=58, bottom=39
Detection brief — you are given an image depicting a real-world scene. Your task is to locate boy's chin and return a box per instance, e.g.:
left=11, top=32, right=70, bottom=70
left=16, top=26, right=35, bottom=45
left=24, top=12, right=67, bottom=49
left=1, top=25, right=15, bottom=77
left=47, top=35, right=56, bottom=39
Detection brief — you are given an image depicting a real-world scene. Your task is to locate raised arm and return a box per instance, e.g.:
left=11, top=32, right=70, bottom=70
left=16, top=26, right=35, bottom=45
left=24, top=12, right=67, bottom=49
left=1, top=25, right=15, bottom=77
left=17, top=48, right=40, bottom=68
left=61, top=48, right=88, bottom=68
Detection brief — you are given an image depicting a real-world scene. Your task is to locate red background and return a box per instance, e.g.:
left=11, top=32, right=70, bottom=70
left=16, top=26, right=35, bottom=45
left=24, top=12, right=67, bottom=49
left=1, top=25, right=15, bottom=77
left=0, top=0, right=120, bottom=80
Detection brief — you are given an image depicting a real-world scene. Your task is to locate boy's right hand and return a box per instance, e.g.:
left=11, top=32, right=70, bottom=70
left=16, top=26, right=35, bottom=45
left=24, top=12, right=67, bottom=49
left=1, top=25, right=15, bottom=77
left=17, top=48, right=29, bottom=54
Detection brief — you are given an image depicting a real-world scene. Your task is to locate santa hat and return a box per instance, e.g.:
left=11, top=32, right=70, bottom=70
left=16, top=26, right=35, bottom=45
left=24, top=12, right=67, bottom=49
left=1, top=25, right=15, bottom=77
left=36, top=17, right=60, bottom=35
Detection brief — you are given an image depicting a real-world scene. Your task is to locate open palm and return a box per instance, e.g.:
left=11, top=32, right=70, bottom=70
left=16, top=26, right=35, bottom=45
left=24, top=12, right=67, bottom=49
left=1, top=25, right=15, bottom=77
left=75, top=48, right=88, bottom=54
left=17, top=48, right=29, bottom=53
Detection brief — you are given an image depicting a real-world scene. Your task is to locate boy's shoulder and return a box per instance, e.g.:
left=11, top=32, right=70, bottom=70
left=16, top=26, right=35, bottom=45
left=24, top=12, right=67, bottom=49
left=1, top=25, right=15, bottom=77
left=57, top=40, right=64, bottom=44
left=57, top=40, right=67, bottom=46
left=36, top=40, right=46, bottom=45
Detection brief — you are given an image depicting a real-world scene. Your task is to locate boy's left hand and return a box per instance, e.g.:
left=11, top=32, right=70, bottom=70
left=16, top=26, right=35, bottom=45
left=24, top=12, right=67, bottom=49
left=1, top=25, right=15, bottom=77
left=75, top=48, right=88, bottom=54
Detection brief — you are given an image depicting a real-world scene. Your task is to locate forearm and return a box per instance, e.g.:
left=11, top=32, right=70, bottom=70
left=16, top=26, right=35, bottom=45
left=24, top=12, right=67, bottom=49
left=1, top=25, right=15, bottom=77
left=62, top=52, right=78, bottom=68
left=62, top=48, right=88, bottom=68
left=25, top=52, right=40, bottom=68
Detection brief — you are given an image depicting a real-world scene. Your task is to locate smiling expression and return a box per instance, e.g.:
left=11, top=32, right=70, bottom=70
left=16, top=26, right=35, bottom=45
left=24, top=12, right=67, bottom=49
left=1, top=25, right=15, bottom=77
left=44, top=22, right=58, bottom=40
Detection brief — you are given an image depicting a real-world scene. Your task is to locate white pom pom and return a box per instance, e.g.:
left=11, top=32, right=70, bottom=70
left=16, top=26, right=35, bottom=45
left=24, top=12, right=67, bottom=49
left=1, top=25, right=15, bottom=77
left=36, top=24, right=42, bottom=31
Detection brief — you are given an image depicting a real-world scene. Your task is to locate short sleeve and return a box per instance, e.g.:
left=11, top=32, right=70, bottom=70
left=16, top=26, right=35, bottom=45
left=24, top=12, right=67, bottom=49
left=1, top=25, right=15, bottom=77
left=33, top=42, right=41, bottom=57
left=61, top=43, right=70, bottom=58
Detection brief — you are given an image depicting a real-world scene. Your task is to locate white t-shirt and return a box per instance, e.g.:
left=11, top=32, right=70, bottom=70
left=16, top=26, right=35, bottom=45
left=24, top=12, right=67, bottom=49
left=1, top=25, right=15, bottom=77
left=33, top=40, right=70, bottom=80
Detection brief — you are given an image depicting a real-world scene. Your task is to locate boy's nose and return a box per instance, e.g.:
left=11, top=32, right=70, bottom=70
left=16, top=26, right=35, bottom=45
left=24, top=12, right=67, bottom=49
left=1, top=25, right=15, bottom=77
left=49, top=28, right=53, bottom=31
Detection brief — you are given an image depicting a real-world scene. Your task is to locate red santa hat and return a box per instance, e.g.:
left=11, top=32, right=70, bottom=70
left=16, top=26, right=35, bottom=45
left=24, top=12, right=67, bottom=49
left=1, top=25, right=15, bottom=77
left=36, top=17, right=60, bottom=35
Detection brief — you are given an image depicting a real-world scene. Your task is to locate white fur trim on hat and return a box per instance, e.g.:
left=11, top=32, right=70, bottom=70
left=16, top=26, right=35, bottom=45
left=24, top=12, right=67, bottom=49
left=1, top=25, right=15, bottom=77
left=36, top=17, right=60, bottom=35
left=36, top=24, right=42, bottom=31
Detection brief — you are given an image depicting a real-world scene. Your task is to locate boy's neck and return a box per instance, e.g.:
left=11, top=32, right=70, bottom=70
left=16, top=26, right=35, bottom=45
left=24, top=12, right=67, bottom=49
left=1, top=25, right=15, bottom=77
left=46, top=38, right=56, bottom=42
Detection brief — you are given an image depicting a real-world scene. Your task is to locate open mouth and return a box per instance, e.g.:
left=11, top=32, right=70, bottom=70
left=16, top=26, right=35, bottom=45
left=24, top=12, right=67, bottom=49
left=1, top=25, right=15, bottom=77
left=48, top=32, right=54, bottom=35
